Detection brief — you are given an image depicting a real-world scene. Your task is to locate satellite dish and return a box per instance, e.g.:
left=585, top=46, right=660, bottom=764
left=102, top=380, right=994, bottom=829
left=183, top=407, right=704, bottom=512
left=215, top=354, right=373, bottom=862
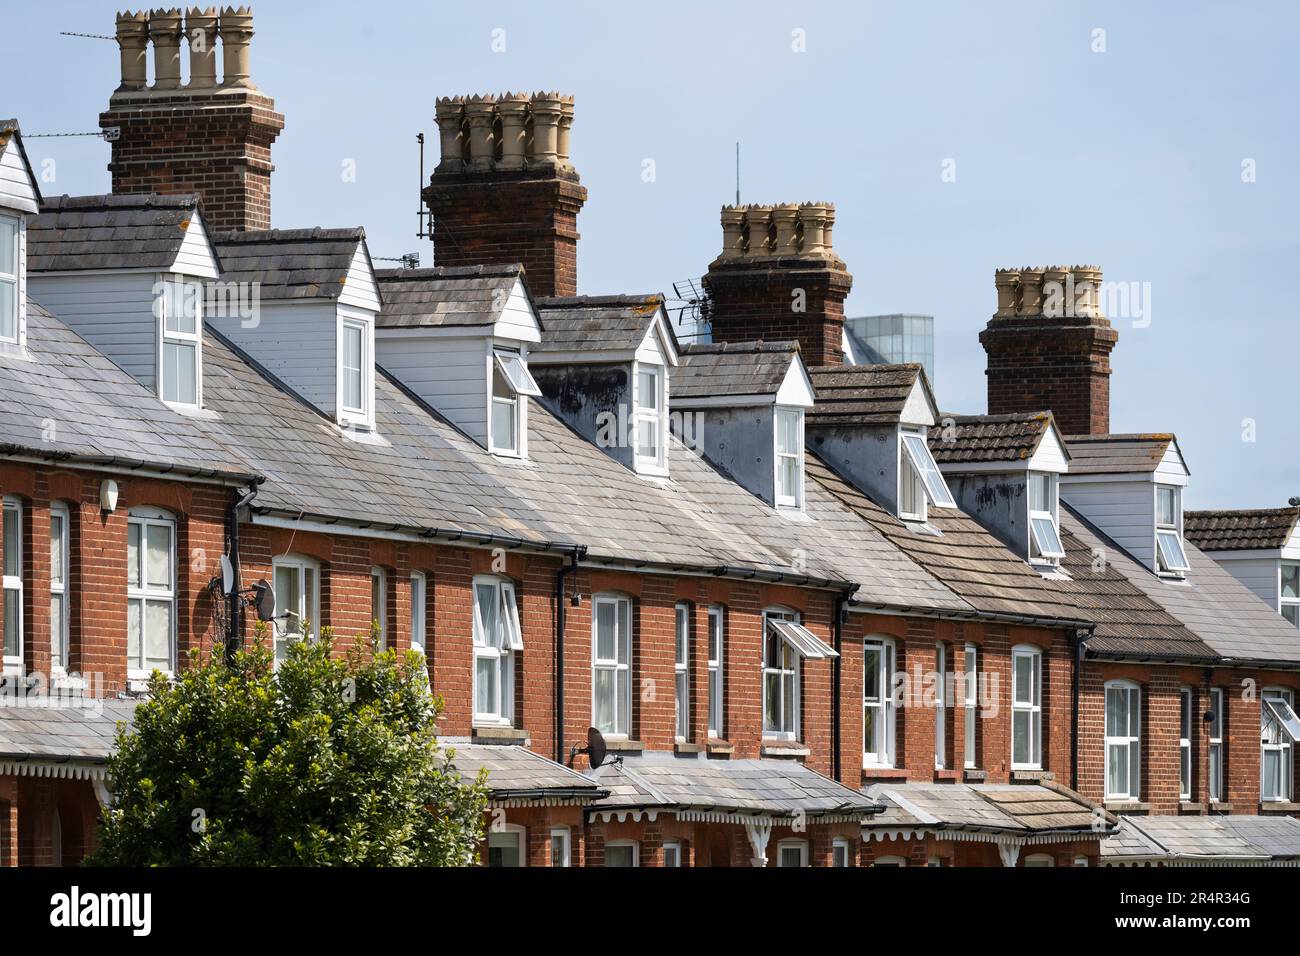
left=219, top=554, right=235, bottom=595
left=587, top=727, right=609, bottom=769
left=251, top=579, right=275, bottom=622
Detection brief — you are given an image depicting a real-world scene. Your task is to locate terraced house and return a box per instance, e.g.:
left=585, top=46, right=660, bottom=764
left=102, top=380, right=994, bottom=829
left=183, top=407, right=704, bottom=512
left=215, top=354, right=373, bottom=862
left=1, top=8, right=1298, bottom=868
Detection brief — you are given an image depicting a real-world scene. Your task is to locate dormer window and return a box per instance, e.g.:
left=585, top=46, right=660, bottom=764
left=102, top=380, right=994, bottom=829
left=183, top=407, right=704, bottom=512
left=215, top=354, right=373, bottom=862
left=0, top=215, right=17, bottom=345
left=1155, top=484, right=1189, bottom=574
left=899, top=428, right=955, bottom=520
left=338, top=316, right=374, bottom=429
left=160, top=277, right=201, bottom=407
left=775, top=407, right=804, bottom=509
left=1028, top=472, right=1065, bottom=565
left=490, top=348, right=540, bottom=457
left=635, top=364, right=666, bottom=472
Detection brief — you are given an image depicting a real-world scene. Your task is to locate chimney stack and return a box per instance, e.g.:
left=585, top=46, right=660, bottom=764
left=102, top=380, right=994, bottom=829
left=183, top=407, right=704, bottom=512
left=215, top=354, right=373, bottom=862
left=99, top=7, right=285, bottom=232
left=423, top=91, right=587, bottom=298
left=703, top=202, right=852, bottom=366
left=979, top=265, right=1118, bottom=436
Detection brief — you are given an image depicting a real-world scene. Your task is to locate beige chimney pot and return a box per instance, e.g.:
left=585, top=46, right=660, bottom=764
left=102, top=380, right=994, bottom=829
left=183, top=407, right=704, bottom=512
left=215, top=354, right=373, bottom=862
left=557, top=94, right=575, bottom=169
left=218, top=6, right=255, bottom=89
left=771, top=204, right=800, bottom=256
left=115, top=11, right=151, bottom=92
left=993, top=269, right=1020, bottom=317
left=495, top=93, right=529, bottom=170
left=463, top=95, right=497, bottom=169
left=744, top=205, right=773, bottom=257
left=720, top=206, right=746, bottom=259
left=148, top=8, right=185, bottom=91
left=529, top=92, right=563, bottom=166
left=434, top=97, right=467, bottom=168
left=1017, top=267, right=1046, bottom=316
left=186, top=7, right=219, bottom=88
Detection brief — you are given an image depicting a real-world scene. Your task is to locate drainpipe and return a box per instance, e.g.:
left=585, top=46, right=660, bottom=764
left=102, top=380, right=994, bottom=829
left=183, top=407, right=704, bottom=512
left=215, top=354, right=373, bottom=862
left=555, top=547, right=586, bottom=764
left=226, top=481, right=262, bottom=664
left=831, top=587, right=854, bottom=781
left=1071, top=626, right=1094, bottom=791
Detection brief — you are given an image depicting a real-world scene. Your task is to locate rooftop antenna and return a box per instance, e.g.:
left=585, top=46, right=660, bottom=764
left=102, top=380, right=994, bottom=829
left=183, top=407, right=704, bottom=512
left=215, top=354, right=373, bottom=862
left=415, top=132, right=432, bottom=240
left=668, top=278, right=711, bottom=343
left=735, top=141, right=740, bottom=205
left=374, top=253, right=421, bottom=270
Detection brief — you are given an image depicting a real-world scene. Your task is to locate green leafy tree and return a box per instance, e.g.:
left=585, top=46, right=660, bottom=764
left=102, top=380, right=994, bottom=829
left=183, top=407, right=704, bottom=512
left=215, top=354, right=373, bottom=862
left=89, top=625, right=487, bottom=866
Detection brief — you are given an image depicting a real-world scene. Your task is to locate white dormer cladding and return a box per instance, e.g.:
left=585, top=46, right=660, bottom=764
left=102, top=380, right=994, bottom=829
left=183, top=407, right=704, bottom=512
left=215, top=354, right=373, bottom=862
left=0, top=123, right=41, bottom=354
left=671, top=347, right=815, bottom=511
left=1060, top=436, right=1191, bottom=577
left=375, top=272, right=542, bottom=457
left=1194, top=520, right=1300, bottom=623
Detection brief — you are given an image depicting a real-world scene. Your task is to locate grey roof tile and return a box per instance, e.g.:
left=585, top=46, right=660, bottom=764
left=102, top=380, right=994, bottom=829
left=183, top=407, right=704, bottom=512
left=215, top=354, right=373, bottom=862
left=445, top=743, right=605, bottom=801
left=211, top=228, right=365, bottom=301
left=532, top=294, right=673, bottom=353
left=928, top=411, right=1061, bottom=465
left=807, top=363, right=929, bottom=426
left=671, top=340, right=799, bottom=399
left=27, top=193, right=198, bottom=272
left=1185, top=506, right=1299, bottom=552
left=0, top=699, right=138, bottom=762
left=1063, top=433, right=1178, bottom=474
left=375, top=265, right=523, bottom=329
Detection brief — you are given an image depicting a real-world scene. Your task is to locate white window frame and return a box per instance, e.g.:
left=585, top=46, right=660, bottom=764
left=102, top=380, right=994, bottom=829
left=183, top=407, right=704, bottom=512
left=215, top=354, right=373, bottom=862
left=473, top=576, right=522, bottom=727
left=934, top=641, right=947, bottom=770
left=271, top=554, right=319, bottom=668
left=774, top=406, right=804, bottom=509
left=863, top=636, right=897, bottom=767
left=49, top=503, right=69, bottom=674
left=1104, top=679, right=1141, bottom=802
left=1024, top=853, right=1055, bottom=867
left=662, top=840, right=682, bottom=868
left=370, top=566, right=387, bottom=649
left=899, top=427, right=955, bottom=516
left=486, top=823, right=527, bottom=867
left=762, top=607, right=801, bottom=741
left=776, top=838, right=809, bottom=868
left=603, top=839, right=638, bottom=867
left=1027, top=472, right=1065, bottom=564
left=674, top=602, right=689, bottom=741
left=488, top=347, right=539, bottom=458
left=409, top=571, right=426, bottom=656
left=963, top=643, right=978, bottom=769
left=1179, top=686, right=1193, bottom=801
left=549, top=826, right=571, bottom=867
left=1280, top=563, right=1299, bottom=628
left=898, top=432, right=926, bottom=522
left=158, top=275, right=202, bottom=408
left=1261, top=687, right=1296, bottom=804
left=591, top=593, right=632, bottom=738
left=832, top=838, right=852, bottom=867
left=0, top=214, right=20, bottom=347
left=707, top=605, right=724, bottom=739
left=337, top=314, right=373, bottom=429
left=1209, top=686, right=1224, bottom=803
left=633, top=362, right=667, bottom=474
left=873, top=855, right=906, bottom=867
left=2, top=496, right=23, bottom=673
left=126, top=508, right=176, bottom=679
left=1011, top=645, right=1042, bottom=770
left=1154, top=484, right=1189, bottom=575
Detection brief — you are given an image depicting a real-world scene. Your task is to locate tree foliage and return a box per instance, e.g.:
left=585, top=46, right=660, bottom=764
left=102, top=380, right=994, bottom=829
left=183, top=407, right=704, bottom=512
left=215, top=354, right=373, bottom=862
left=89, top=626, right=487, bottom=866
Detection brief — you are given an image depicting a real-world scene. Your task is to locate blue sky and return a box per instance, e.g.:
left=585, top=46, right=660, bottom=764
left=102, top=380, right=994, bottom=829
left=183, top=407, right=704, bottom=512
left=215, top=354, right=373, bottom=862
left=4, top=0, right=1297, bottom=508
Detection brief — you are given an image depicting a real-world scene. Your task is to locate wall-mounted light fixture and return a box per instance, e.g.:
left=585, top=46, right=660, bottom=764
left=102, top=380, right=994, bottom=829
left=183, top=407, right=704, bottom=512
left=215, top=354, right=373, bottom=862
left=99, top=479, right=119, bottom=513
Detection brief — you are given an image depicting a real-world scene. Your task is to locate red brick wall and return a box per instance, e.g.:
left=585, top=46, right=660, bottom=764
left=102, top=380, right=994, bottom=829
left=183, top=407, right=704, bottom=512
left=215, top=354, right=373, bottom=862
left=99, top=90, right=285, bottom=233
left=423, top=169, right=587, bottom=297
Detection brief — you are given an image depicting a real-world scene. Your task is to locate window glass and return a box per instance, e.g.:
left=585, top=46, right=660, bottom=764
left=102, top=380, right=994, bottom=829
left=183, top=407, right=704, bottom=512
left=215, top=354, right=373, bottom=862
left=901, top=431, right=955, bottom=507
left=0, top=217, right=17, bottom=342
left=2, top=501, right=21, bottom=663
left=342, top=324, right=364, bottom=411
left=1104, top=682, right=1141, bottom=800
left=1028, top=473, right=1051, bottom=513
left=707, top=606, right=723, bottom=737
left=127, top=514, right=174, bottom=675
left=604, top=843, right=636, bottom=867
left=490, top=362, right=518, bottom=453
left=487, top=831, right=521, bottom=867
left=674, top=604, right=689, bottom=739
left=1011, top=648, right=1041, bottom=768
left=775, top=408, right=803, bottom=506
left=1156, top=486, right=1178, bottom=527
left=592, top=596, right=631, bottom=736
left=1283, top=565, right=1299, bottom=600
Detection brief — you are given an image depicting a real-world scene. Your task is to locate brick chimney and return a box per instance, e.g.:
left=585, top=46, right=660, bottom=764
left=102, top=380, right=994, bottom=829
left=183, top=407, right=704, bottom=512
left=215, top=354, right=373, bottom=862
left=99, top=7, right=285, bottom=232
left=979, top=265, right=1118, bottom=436
left=703, top=203, right=852, bottom=367
left=423, top=92, right=586, bottom=298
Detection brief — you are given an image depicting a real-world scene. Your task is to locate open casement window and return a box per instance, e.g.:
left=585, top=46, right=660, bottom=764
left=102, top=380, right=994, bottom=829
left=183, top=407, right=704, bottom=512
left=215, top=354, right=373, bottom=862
left=2, top=497, right=23, bottom=672
left=774, top=407, right=804, bottom=508
left=604, top=840, right=638, bottom=867
left=0, top=215, right=18, bottom=346
left=1262, top=688, right=1299, bottom=803
left=1104, top=680, right=1141, bottom=801
left=634, top=364, right=665, bottom=471
left=777, top=839, right=809, bottom=868
left=49, top=504, right=69, bottom=673
left=488, top=349, right=538, bottom=457
left=160, top=277, right=201, bottom=407
left=1179, top=687, right=1193, bottom=801
left=126, top=509, right=176, bottom=678
left=899, top=429, right=955, bottom=518
left=1281, top=564, right=1300, bottom=627
left=963, top=643, right=978, bottom=769
left=1011, top=645, right=1042, bottom=770
left=592, top=594, right=632, bottom=737
left=934, top=642, right=947, bottom=770
left=707, top=606, right=724, bottom=738
left=486, top=825, right=526, bottom=867
left=863, top=637, right=897, bottom=767
left=674, top=603, right=689, bottom=740
left=271, top=556, right=319, bottom=668
left=370, top=567, right=388, bottom=649
left=763, top=610, right=836, bottom=741
left=1155, top=484, right=1189, bottom=574
left=1027, top=472, right=1065, bottom=563
left=1208, top=687, right=1224, bottom=803
left=473, top=577, right=523, bottom=726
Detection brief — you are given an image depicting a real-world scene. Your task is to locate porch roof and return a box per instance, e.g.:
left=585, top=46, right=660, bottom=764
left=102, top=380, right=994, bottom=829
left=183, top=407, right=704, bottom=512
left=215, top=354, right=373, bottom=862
left=863, top=782, right=1114, bottom=840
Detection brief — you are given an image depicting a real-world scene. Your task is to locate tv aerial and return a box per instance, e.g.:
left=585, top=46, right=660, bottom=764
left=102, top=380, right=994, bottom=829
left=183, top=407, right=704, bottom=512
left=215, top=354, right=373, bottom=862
left=569, top=726, right=623, bottom=769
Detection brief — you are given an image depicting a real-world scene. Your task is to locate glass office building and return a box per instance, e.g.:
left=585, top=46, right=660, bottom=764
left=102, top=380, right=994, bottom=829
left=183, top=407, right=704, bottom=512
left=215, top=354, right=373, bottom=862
left=844, top=314, right=935, bottom=384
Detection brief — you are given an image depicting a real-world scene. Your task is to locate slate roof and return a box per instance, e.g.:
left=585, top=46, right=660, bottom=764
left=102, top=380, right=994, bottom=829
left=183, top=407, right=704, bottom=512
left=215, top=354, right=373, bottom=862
left=375, top=264, right=525, bottom=329
left=671, top=340, right=799, bottom=400
left=1064, top=433, right=1179, bottom=475
left=806, top=363, right=930, bottom=426
left=1102, top=815, right=1300, bottom=864
left=864, top=782, right=1112, bottom=837
left=928, top=411, right=1063, bottom=465
left=0, top=302, right=256, bottom=480
left=444, top=742, right=606, bottom=803
left=26, top=193, right=199, bottom=273
left=1062, top=504, right=1300, bottom=663
left=210, top=227, right=367, bottom=300
left=0, top=699, right=138, bottom=763
left=586, top=753, right=880, bottom=820
left=1185, top=507, right=1300, bottom=552
left=531, top=294, right=674, bottom=354
left=806, top=456, right=1089, bottom=623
